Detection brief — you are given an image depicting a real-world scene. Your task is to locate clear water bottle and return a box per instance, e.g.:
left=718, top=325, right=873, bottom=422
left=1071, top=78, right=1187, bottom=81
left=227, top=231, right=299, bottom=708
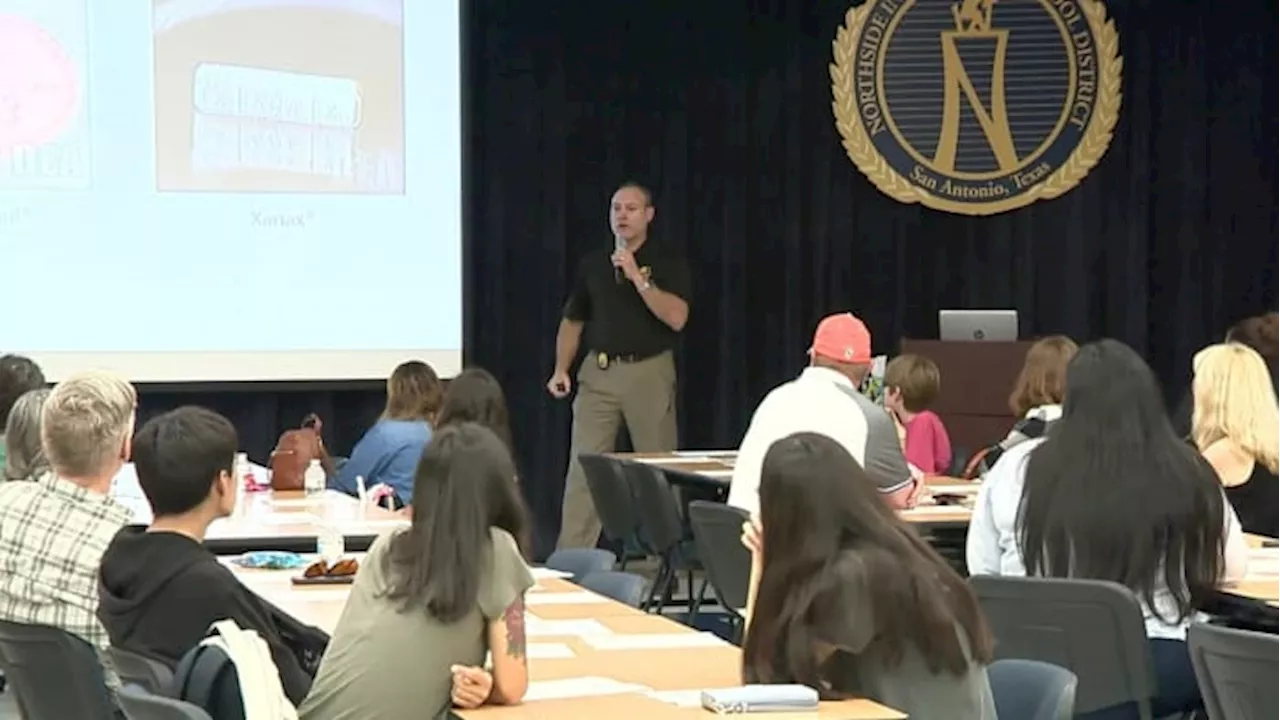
left=317, top=521, right=345, bottom=563
left=304, top=459, right=325, bottom=497
left=234, top=452, right=249, bottom=488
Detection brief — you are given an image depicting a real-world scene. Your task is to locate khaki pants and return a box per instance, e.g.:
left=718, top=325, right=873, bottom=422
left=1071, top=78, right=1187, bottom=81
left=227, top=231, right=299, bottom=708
left=556, top=350, right=678, bottom=549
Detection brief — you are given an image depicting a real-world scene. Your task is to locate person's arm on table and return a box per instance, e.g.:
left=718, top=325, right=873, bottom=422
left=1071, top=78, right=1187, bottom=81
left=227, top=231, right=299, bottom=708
left=451, top=596, right=529, bottom=708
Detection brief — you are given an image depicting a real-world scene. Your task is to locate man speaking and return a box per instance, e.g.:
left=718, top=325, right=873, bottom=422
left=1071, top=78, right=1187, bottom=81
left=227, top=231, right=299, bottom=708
left=547, top=182, right=691, bottom=549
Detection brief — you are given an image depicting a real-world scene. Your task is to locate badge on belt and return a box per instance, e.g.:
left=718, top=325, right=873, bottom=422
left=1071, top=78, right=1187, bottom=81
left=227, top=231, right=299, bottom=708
left=596, top=352, right=610, bottom=370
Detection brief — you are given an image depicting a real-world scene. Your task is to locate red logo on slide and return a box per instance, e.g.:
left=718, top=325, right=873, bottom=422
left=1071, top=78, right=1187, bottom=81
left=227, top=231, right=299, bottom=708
left=0, top=14, right=78, bottom=155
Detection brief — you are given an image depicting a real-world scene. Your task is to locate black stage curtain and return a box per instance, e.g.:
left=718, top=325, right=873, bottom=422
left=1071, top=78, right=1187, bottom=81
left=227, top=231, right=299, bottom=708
left=140, top=0, right=1277, bottom=559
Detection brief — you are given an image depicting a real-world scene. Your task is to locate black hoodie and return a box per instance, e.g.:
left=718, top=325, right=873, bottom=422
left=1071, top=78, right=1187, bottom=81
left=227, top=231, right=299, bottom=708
left=97, top=527, right=313, bottom=705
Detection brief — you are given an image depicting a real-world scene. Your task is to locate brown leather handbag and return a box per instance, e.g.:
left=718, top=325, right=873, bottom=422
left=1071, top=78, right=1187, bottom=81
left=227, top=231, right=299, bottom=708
left=269, top=427, right=321, bottom=491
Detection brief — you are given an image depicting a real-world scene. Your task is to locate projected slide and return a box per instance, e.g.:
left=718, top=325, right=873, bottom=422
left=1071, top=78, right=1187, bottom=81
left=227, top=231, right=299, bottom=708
left=0, top=0, right=462, bottom=382
left=0, top=2, right=91, bottom=191
left=153, top=0, right=405, bottom=193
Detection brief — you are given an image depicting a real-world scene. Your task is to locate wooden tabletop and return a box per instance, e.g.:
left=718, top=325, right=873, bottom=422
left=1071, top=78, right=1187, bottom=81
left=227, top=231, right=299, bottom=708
left=226, top=561, right=904, bottom=719
left=205, top=490, right=407, bottom=552
left=612, top=451, right=974, bottom=527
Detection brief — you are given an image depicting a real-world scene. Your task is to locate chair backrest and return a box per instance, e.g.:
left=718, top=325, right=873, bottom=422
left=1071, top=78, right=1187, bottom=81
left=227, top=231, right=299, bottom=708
left=109, top=646, right=176, bottom=695
left=988, top=658, right=1077, bottom=720
left=578, top=454, right=644, bottom=548
left=969, top=576, right=1157, bottom=716
left=578, top=571, right=650, bottom=608
left=545, top=548, right=617, bottom=581
left=0, top=619, right=117, bottom=719
left=119, top=683, right=214, bottom=720
left=621, top=461, right=686, bottom=555
left=1188, top=621, right=1279, bottom=720
left=687, top=501, right=751, bottom=614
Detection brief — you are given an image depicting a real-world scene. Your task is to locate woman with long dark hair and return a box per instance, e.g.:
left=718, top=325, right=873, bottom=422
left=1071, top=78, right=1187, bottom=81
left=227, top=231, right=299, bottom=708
left=968, top=339, right=1249, bottom=719
left=435, top=368, right=515, bottom=456
left=741, top=432, right=996, bottom=719
left=300, top=423, right=533, bottom=720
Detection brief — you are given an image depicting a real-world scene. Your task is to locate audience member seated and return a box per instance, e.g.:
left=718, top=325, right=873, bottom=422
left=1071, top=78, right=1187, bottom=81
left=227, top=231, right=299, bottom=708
left=884, top=353, right=952, bottom=475
left=299, top=423, right=533, bottom=720
left=434, top=367, right=515, bottom=456
left=0, top=354, right=45, bottom=473
left=0, top=371, right=137, bottom=698
left=3, top=388, right=50, bottom=482
left=330, top=360, right=444, bottom=506
left=97, top=406, right=314, bottom=705
left=1191, top=343, right=1279, bottom=537
left=973, top=335, right=1077, bottom=477
left=740, top=432, right=996, bottom=719
left=1172, top=311, right=1278, bottom=436
left=728, top=313, right=915, bottom=516
left=966, top=340, right=1248, bottom=720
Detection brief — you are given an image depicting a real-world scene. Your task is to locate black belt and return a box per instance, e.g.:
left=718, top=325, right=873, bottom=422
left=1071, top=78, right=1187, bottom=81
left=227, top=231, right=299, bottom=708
left=591, top=350, right=660, bottom=370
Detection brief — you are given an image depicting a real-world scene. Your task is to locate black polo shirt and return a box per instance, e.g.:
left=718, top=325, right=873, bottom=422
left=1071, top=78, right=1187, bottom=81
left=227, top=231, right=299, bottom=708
left=562, top=240, right=691, bottom=358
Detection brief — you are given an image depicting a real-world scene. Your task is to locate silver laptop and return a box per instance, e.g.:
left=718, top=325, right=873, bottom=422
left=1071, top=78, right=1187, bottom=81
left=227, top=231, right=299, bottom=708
left=939, top=310, right=1018, bottom=341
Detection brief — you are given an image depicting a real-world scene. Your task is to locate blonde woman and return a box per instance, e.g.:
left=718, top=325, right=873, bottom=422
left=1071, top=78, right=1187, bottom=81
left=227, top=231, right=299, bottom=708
left=1192, top=343, right=1280, bottom=537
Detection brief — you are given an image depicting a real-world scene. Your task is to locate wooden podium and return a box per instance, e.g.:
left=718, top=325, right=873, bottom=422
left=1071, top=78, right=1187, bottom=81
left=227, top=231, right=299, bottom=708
left=899, top=339, right=1033, bottom=457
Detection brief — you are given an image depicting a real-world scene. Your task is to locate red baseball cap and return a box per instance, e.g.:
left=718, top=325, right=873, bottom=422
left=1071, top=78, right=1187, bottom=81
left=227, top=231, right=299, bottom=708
left=808, top=313, right=872, bottom=364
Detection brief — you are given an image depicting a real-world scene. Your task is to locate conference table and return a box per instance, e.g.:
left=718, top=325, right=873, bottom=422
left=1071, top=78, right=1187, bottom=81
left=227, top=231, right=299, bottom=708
left=612, top=451, right=974, bottom=528
left=227, top=559, right=906, bottom=719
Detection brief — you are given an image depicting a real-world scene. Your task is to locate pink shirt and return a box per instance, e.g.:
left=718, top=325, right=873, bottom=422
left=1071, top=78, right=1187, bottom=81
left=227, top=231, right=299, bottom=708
left=902, top=410, right=952, bottom=475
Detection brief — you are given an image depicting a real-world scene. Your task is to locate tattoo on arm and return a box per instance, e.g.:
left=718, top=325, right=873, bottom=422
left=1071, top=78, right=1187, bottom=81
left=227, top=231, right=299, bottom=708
left=502, top=596, right=526, bottom=659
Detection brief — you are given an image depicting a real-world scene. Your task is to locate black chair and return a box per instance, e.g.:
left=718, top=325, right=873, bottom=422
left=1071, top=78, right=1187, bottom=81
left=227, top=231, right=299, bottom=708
left=545, top=548, right=617, bottom=581
left=988, top=658, right=1077, bottom=720
left=118, top=683, right=212, bottom=720
left=108, top=647, right=175, bottom=696
left=0, top=620, right=116, bottom=719
left=970, top=576, right=1162, bottom=719
left=579, top=571, right=650, bottom=608
left=687, top=501, right=751, bottom=637
left=620, top=460, right=706, bottom=620
left=578, top=453, right=647, bottom=568
left=1188, top=621, right=1279, bottom=720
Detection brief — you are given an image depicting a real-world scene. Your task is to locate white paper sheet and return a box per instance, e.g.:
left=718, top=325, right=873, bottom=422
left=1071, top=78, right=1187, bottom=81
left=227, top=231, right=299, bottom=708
left=648, top=689, right=720, bottom=708
left=526, top=591, right=611, bottom=606
left=523, top=677, right=651, bottom=702
left=672, top=450, right=738, bottom=459
left=531, top=567, right=573, bottom=580
left=581, top=632, right=724, bottom=650
left=626, top=455, right=709, bottom=465
left=485, top=643, right=574, bottom=663
left=524, top=618, right=613, bottom=637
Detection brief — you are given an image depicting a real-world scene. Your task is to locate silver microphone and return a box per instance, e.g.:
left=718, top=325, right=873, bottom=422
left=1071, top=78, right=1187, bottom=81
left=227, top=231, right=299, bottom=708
left=613, top=234, right=626, bottom=283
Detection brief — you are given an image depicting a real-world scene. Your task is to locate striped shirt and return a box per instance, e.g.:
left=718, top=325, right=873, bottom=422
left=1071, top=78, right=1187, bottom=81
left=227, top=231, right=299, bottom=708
left=0, top=472, right=130, bottom=690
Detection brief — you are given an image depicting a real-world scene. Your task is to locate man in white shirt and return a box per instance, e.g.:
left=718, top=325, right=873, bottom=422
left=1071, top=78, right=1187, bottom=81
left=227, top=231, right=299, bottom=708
left=727, top=313, right=916, bottom=516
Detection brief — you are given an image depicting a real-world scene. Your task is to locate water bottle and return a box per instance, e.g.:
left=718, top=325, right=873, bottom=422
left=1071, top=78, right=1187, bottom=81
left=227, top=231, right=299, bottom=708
left=304, top=459, right=325, bottom=497
left=317, top=521, right=345, bottom=563
left=234, top=452, right=250, bottom=490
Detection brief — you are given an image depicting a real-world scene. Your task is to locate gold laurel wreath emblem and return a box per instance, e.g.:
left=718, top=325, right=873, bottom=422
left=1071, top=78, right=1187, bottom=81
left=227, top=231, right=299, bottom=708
left=829, top=0, right=1123, bottom=214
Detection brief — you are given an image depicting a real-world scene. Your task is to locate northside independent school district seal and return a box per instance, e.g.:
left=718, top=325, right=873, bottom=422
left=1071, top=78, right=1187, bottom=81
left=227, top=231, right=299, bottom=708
left=831, top=0, right=1122, bottom=216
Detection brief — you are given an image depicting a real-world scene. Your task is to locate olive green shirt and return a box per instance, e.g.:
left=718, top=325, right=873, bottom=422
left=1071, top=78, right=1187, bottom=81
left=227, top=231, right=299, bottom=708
left=298, top=527, right=533, bottom=720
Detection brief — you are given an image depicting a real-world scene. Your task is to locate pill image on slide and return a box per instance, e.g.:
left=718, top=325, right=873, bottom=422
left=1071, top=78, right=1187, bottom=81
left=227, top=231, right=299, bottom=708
left=0, top=10, right=91, bottom=190
left=192, top=63, right=362, bottom=129
left=190, top=64, right=360, bottom=179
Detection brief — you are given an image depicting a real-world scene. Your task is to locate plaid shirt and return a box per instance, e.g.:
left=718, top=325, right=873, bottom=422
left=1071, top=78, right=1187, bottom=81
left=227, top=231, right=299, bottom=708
left=0, top=472, right=131, bottom=690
